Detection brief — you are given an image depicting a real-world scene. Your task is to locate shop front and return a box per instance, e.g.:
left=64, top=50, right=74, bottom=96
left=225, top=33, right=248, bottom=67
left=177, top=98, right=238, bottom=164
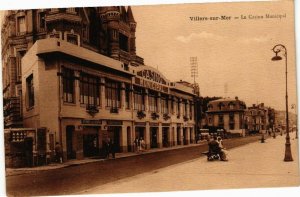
left=150, top=123, right=159, bottom=148
left=162, top=124, right=170, bottom=147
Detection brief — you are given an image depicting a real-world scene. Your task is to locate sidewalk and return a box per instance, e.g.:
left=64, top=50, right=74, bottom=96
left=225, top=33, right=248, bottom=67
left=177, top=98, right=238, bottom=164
left=5, top=140, right=207, bottom=177
left=79, top=134, right=300, bottom=194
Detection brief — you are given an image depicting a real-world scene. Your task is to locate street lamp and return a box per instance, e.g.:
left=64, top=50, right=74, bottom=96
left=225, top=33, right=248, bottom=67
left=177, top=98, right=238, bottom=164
left=271, top=44, right=293, bottom=162
left=291, top=104, right=298, bottom=139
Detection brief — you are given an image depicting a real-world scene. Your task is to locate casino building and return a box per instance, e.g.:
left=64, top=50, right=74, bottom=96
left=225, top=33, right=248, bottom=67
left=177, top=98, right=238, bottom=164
left=2, top=7, right=198, bottom=161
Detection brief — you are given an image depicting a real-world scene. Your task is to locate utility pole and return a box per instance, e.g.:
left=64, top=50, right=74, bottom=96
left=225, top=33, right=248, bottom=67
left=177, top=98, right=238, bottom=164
left=190, top=57, right=198, bottom=84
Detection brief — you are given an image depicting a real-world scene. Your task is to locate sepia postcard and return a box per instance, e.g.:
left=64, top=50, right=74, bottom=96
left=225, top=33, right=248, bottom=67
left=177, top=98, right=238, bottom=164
left=0, top=0, right=299, bottom=196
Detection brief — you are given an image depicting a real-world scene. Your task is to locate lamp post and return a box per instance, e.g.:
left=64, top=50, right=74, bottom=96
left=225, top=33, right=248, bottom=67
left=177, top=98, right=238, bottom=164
left=271, top=44, right=293, bottom=162
left=291, top=104, right=298, bottom=139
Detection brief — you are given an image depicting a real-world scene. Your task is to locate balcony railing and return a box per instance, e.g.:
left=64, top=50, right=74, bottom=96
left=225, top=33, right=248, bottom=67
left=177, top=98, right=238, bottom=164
left=151, top=112, right=160, bottom=120
left=86, top=104, right=99, bottom=116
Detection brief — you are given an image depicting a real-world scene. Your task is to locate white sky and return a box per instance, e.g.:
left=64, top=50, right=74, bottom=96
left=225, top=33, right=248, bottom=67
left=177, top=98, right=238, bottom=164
left=131, top=1, right=296, bottom=111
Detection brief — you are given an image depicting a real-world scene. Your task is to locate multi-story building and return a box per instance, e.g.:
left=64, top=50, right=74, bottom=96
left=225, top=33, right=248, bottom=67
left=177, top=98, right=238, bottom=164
left=205, top=97, right=247, bottom=135
left=2, top=7, right=198, bottom=162
left=1, top=7, right=143, bottom=128
left=245, top=103, right=275, bottom=134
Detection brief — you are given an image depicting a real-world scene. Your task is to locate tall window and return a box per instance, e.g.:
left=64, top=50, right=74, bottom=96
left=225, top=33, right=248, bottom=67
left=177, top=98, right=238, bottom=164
left=17, top=16, right=26, bottom=33
left=189, top=102, right=193, bottom=119
left=218, top=115, right=224, bottom=128
left=39, top=12, right=46, bottom=29
left=133, top=86, right=145, bottom=111
left=148, top=91, right=158, bottom=112
left=62, top=67, right=75, bottom=103
left=26, top=74, right=34, bottom=108
left=161, top=94, right=169, bottom=114
left=119, top=33, right=128, bottom=52
left=105, top=80, right=121, bottom=108
left=177, top=98, right=181, bottom=115
left=80, top=72, right=100, bottom=106
left=183, top=100, right=188, bottom=116
left=125, top=84, right=131, bottom=109
left=16, top=50, right=26, bottom=82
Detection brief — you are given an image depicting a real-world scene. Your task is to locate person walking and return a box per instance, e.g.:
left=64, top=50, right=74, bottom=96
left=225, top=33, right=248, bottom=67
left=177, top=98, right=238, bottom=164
left=104, top=138, right=111, bottom=159
left=110, top=139, right=116, bottom=159
left=55, top=142, right=63, bottom=163
left=134, top=137, right=139, bottom=153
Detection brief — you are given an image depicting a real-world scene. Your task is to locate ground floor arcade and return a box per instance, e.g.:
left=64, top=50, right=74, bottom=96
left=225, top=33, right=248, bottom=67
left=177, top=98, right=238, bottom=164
left=60, top=119, right=196, bottom=160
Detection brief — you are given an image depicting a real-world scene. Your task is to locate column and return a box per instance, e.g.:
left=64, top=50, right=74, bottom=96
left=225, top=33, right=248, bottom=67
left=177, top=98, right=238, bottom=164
left=121, top=82, right=126, bottom=110
left=100, top=78, right=106, bottom=109
left=174, top=126, right=177, bottom=146
left=158, top=123, right=163, bottom=148
left=120, top=125, right=128, bottom=152
left=168, top=127, right=172, bottom=147
left=179, top=127, right=183, bottom=145
left=186, top=100, right=190, bottom=119
left=190, top=127, right=195, bottom=144
left=145, top=122, right=150, bottom=149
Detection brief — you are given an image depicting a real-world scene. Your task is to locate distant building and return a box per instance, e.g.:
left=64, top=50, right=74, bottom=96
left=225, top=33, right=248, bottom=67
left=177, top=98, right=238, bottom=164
left=244, top=103, right=275, bottom=134
left=205, top=97, right=247, bottom=135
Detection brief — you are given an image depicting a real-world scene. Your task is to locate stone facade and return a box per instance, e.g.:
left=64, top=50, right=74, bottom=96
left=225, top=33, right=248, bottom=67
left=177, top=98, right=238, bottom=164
left=205, top=97, right=247, bottom=135
left=2, top=7, right=199, bottom=162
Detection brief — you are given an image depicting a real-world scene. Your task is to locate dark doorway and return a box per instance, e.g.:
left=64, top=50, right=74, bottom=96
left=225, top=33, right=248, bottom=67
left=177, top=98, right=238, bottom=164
left=83, top=134, right=99, bottom=157
left=162, top=127, right=169, bottom=147
left=135, top=127, right=145, bottom=139
left=150, top=127, right=158, bottom=148
left=183, top=128, right=187, bottom=145
left=24, top=137, right=33, bottom=167
left=108, top=126, right=121, bottom=153
left=66, top=125, right=75, bottom=159
left=127, top=127, right=132, bottom=152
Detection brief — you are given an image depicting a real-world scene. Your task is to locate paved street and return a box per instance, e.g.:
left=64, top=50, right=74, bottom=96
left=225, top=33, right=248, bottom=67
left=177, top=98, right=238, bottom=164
left=5, top=135, right=262, bottom=196
left=78, top=134, right=299, bottom=194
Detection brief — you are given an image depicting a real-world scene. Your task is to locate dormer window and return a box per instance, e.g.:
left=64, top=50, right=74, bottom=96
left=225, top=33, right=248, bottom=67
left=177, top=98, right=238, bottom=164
left=228, top=102, right=235, bottom=110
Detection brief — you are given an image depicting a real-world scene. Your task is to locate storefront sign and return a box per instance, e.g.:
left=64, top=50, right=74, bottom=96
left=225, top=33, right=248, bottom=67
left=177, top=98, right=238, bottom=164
left=135, top=122, right=146, bottom=126
left=107, top=120, right=123, bottom=126
left=162, top=123, right=170, bottom=127
left=81, top=120, right=102, bottom=125
left=150, top=122, right=159, bottom=127
left=137, top=69, right=167, bottom=85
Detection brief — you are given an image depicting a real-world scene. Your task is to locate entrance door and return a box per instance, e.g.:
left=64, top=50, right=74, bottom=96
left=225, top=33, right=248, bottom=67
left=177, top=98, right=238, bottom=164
left=162, top=127, right=169, bottom=147
left=183, top=128, right=187, bottom=145
left=150, top=127, right=158, bottom=148
left=108, top=126, right=121, bottom=153
left=66, top=126, right=75, bottom=159
left=127, top=127, right=132, bottom=152
left=135, top=127, right=145, bottom=139
left=83, top=134, right=99, bottom=157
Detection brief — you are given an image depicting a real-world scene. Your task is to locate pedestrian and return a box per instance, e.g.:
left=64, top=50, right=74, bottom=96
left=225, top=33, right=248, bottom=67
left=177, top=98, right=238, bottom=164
left=104, top=138, right=111, bottom=159
left=55, top=142, right=63, bottom=163
left=110, top=139, right=116, bottom=159
left=217, top=137, right=228, bottom=161
left=140, top=137, right=145, bottom=152
left=133, top=137, right=138, bottom=153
